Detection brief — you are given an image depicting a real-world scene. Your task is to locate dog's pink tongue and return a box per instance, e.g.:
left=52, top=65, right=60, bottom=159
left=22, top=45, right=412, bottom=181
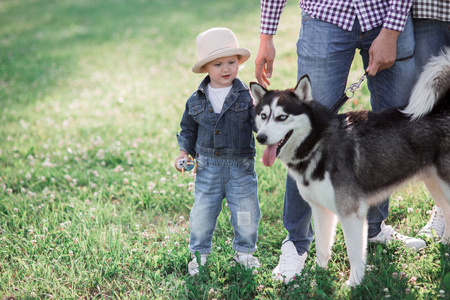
left=262, top=144, right=277, bottom=167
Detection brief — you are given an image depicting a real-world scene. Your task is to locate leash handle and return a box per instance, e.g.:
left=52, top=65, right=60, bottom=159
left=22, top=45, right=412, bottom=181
left=330, top=72, right=367, bottom=114
left=329, top=53, right=413, bottom=114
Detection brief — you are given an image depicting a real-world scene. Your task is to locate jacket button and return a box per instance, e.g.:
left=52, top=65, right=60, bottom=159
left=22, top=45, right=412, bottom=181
left=215, top=130, right=221, bottom=135
left=215, top=152, right=221, bottom=156
left=235, top=104, right=239, bottom=109
left=209, top=108, right=213, bottom=113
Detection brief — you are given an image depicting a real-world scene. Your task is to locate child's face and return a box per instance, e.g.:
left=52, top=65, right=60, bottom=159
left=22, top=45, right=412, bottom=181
left=203, top=55, right=239, bottom=88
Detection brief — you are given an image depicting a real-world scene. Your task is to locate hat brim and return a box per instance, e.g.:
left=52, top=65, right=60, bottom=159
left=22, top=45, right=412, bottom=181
left=191, top=48, right=251, bottom=73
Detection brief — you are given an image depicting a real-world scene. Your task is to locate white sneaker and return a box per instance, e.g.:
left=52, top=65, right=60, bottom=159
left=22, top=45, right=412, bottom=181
left=418, top=205, right=445, bottom=239
left=233, top=252, right=261, bottom=269
left=188, top=254, right=208, bottom=276
left=368, top=221, right=426, bottom=250
left=272, top=241, right=307, bottom=284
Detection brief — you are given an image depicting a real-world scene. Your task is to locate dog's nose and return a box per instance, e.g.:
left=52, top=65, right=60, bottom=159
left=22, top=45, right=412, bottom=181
left=256, top=134, right=267, bottom=144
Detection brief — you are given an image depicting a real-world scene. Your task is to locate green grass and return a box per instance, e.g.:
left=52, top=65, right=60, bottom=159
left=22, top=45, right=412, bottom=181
left=0, top=0, right=449, bottom=299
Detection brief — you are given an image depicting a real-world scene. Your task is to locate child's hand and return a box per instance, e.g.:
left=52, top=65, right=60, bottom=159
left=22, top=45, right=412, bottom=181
left=174, top=151, right=189, bottom=172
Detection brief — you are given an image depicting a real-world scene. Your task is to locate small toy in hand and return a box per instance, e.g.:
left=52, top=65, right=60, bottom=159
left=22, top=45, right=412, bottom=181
left=177, top=158, right=195, bottom=172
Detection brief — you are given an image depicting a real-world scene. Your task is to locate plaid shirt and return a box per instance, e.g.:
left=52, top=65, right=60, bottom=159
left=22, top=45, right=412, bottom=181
left=412, top=0, right=450, bottom=22
left=260, top=0, right=413, bottom=34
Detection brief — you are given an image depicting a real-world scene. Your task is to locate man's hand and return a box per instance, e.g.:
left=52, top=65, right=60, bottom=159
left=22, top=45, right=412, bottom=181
left=255, top=34, right=276, bottom=88
left=366, top=28, right=400, bottom=76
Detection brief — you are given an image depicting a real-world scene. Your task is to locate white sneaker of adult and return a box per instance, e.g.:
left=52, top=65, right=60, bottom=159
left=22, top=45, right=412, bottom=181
left=368, top=221, right=426, bottom=250
left=272, top=241, right=307, bottom=284
left=418, top=205, right=445, bottom=239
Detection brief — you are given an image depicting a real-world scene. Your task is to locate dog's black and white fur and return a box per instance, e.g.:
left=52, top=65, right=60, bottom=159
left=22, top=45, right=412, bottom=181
left=250, top=48, right=450, bottom=286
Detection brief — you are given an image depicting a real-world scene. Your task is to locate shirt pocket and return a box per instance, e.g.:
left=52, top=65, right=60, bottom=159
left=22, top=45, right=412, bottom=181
left=188, top=102, right=206, bottom=121
left=228, top=101, right=250, bottom=119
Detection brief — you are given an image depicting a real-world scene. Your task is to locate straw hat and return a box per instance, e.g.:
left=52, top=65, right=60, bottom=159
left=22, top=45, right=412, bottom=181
left=192, top=27, right=251, bottom=73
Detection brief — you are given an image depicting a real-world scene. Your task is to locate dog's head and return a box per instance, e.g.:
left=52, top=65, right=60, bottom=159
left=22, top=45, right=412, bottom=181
left=250, top=75, right=314, bottom=167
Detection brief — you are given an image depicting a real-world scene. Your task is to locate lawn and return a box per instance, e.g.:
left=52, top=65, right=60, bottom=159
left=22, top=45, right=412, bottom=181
left=0, top=0, right=449, bottom=299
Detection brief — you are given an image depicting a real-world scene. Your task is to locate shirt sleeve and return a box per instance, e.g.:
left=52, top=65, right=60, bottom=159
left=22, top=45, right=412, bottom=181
left=260, top=0, right=288, bottom=35
left=177, top=102, right=198, bottom=158
left=383, top=0, right=413, bottom=31
left=249, top=102, right=258, bottom=134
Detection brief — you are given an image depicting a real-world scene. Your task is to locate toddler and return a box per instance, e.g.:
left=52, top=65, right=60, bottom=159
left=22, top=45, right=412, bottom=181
left=174, top=27, right=261, bottom=275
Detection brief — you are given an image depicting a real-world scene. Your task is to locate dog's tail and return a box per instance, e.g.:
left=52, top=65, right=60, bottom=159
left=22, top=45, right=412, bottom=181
left=402, top=47, right=450, bottom=120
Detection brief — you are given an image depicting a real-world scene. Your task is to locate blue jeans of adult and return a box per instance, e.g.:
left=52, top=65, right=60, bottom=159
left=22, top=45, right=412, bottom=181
left=283, top=12, right=416, bottom=255
left=189, top=155, right=260, bottom=255
left=414, top=18, right=450, bottom=78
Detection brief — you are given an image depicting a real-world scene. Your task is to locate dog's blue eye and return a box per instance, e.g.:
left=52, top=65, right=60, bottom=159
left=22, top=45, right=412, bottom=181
left=261, top=113, right=267, bottom=120
left=277, top=115, right=288, bottom=121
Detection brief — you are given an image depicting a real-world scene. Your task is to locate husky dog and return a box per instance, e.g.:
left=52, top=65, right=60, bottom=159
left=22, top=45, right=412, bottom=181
left=250, top=48, right=450, bottom=286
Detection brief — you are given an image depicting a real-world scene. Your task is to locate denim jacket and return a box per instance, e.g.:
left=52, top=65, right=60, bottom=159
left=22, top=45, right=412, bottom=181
left=177, top=76, right=257, bottom=158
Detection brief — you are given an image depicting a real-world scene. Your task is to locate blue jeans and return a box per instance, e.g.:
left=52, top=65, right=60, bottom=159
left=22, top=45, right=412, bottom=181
left=284, top=13, right=416, bottom=254
left=414, top=18, right=450, bottom=79
left=189, top=155, right=260, bottom=255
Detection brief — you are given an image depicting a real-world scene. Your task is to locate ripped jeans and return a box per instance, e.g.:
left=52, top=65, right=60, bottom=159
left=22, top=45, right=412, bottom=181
left=189, top=155, right=260, bottom=255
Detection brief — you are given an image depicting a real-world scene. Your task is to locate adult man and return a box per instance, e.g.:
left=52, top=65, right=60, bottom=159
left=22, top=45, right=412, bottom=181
left=255, top=0, right=426, bottom=283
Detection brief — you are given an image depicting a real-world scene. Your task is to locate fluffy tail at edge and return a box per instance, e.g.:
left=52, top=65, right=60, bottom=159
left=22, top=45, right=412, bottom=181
left=402, top=47, right=450, bottom=120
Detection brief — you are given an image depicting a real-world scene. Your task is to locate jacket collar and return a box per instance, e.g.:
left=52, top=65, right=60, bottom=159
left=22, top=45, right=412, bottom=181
left=197, top=75, right=247, bottom=95
left=196, top=75, right=248, bottom=126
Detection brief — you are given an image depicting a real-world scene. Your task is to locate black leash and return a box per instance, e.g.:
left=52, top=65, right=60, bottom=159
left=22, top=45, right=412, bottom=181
left=330, top=72, right=367, bottom=114
left=330, top=52, right=414, bottom=114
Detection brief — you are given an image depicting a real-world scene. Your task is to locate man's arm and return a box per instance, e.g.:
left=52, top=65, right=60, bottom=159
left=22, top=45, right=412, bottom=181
left=255, top=0, right=287, bottom=87
left=366, top=28, right=400, bottom=76
left=255, top=34, right=276, bottom=87
left=366, top=0, right=413, bottom=76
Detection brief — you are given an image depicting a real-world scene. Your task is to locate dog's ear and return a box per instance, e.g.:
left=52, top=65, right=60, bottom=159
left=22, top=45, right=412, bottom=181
left=294, top=75, right=313, bottom=103
left=250, top=82, right=268, bottom=106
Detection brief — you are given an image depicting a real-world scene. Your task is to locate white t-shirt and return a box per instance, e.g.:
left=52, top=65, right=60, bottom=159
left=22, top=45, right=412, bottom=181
left=207, top=84, right=232, bottom=114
